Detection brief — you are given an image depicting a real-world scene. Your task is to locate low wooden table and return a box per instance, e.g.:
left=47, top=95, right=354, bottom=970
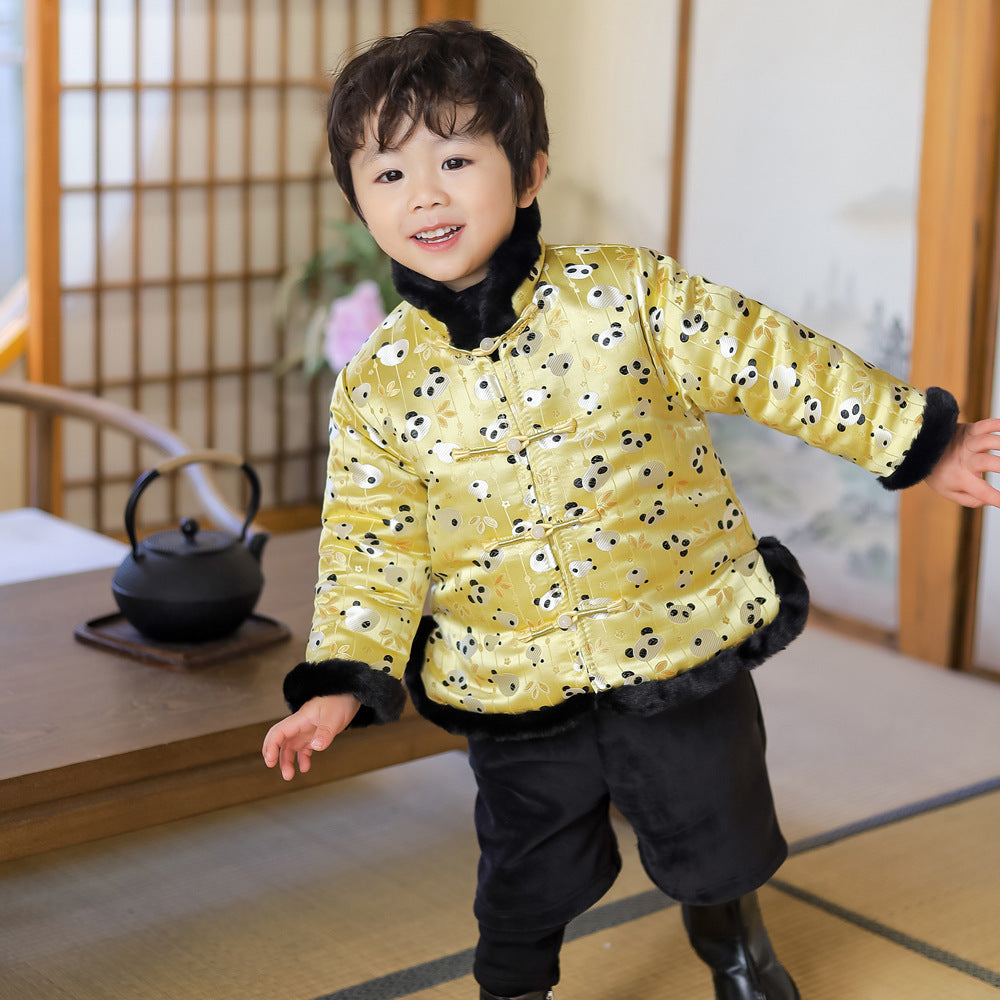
left=0, top=528, right=463, bottom=861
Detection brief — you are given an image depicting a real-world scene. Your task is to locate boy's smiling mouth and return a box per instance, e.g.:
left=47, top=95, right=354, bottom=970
left=414, top=225, right=463, bottom=245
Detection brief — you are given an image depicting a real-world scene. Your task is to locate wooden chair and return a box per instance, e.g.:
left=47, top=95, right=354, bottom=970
left=0, top=379, right=255, bottom=538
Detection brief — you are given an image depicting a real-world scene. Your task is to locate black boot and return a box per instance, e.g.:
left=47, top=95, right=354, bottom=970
left=479, top=991, right=552, bottom=1000
left=682, top=892, right=800, bottom=1000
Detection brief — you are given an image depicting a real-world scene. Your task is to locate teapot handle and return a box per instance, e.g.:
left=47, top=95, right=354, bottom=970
left=123, top=450, right=262, bottom=555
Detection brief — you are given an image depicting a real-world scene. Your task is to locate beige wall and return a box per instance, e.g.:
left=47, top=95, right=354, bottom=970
left=478, top=0, right=680, bottom=249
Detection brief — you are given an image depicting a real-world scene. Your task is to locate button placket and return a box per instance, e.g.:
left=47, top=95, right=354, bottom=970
left=451, top=418, right=576, bottom=462
left=521, top=598, right=630, bottom=641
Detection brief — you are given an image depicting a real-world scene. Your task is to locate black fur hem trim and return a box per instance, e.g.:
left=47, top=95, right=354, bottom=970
left=879, top=386, right=959, bottom=491
left=406, top=615, right=602, bottom=739
left=602, top=537, right=809, bottom=716
left=404, top=537, right=810, bottom=741
left=283, top=658, right=407, bottom=727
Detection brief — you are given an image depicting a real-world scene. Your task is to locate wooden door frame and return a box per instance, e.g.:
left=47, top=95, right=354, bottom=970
left=418, top=0, right=476, bottom=23
left=24, top=0, right=62, bottom=512
left=899, top=0, right=1000, bottom=671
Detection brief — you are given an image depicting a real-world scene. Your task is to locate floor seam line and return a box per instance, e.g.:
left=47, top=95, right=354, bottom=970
left=308, top=779, right=1000, bottom=999
left=787, top=772, right=1000, bottom=856
left=769, top=877, right=1000, bottom=987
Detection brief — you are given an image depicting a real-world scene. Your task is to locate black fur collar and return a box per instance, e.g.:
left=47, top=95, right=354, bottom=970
left=390, top=201, right=542, bottom=351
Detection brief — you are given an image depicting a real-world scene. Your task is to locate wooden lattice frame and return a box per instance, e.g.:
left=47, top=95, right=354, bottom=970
left=25, top=0, right=438, bottom=535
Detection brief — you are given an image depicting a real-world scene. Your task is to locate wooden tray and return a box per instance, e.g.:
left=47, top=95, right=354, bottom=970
left=74, top=612, right=292, bottom=670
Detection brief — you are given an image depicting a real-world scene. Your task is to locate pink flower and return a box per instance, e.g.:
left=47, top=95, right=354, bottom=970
left=323, top=280, right=386, bottom=370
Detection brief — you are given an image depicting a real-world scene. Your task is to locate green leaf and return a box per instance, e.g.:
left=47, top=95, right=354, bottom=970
left=272, top=342, right=306, bottom=377
left=302, top=304, right=330, bottom=376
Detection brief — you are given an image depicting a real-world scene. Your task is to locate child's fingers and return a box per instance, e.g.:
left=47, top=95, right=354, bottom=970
left=262, top=700, right=354, bottom=777
left=261, top=722, right=286, bottom=767
left=309, top=724, right=337, bottom=751
left=960, top=422, right=1000, bottom=507
left=291, top=725, right=336, bottom=776
left=279, top=739, right=302, bottom=781
left=261, top=715, right=301, bottom=767
left=963, top=477, right=1000, bottom=509
left=968, top=417, right=1000, bottom=440
left=970, top=448, right=1000, bottom=471
left=966, top=422, right=1000, bottom=460
left=263, top=716, right=315, bottom=780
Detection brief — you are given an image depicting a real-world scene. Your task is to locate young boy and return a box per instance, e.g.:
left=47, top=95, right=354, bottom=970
left=262, top=21, right=1000, bottom=1000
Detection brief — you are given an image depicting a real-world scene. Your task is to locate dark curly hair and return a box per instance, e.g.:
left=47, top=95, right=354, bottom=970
left=326, top=21, right=549, bottom=217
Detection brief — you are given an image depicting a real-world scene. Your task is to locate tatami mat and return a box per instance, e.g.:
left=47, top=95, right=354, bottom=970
left=1, top=626, right=999, bottom=999
left=778, top=790, right=1000, bottom=980
left=754, top=627, right=1000, bottom=841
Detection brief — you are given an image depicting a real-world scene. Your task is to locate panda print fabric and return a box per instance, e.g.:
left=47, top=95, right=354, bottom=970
left=307, top=242, right=933, bottom=735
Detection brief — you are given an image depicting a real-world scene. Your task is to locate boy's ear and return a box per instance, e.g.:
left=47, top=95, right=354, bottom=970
left=517, top=151, right=548, bottom=208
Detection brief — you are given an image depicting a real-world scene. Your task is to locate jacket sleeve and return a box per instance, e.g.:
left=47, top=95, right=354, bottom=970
left=284, top=371, right=431, bottom=725
left=643, top=250, right=957, bottom=484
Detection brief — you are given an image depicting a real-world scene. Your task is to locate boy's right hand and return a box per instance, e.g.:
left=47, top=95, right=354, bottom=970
left=262, top=694, right=361, bottom=781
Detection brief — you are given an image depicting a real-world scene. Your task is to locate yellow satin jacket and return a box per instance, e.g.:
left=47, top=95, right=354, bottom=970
left=298, top=242, right=944, bottom=739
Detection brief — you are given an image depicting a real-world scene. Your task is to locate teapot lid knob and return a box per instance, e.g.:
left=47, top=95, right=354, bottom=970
left=180, top=517, right=200, bottom=541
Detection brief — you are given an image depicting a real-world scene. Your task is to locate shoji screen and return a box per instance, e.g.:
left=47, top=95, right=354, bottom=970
left=30, top=0, right=416, bottom=533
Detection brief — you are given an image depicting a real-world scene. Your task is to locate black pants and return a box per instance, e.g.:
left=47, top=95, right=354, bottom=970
left=467, top=671, right=786, bottom=995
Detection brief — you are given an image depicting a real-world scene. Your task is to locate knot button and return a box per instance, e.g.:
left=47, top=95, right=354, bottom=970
left=531, top=524, right=547, bottom=540
left=557, top=613, right=574, bottom=630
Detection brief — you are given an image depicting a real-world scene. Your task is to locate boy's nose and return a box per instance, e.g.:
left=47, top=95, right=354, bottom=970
left=408, top=173, right=449, bottom=212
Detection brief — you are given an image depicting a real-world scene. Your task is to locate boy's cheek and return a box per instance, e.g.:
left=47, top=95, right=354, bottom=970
left=342, top=189, right=366, bottom=223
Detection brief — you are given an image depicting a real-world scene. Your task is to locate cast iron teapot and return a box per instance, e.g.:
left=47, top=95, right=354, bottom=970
left=112, top=451, right=269, bottom=643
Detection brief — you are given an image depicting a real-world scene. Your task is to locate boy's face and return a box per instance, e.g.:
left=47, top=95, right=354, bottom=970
left=350, top=108, right=545, bottom=292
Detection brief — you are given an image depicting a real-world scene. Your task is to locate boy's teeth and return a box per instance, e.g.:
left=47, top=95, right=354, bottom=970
left=416, top=226, right=460, bottom=242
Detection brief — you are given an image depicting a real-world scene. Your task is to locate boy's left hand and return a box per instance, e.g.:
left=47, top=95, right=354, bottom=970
left=926, top=418, right=1000, bottom=508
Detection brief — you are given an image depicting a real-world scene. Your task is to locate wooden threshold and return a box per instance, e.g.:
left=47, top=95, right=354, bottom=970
left=807, top=606, right=897, bottom=651
left=0, top=707, right=462, bottom=862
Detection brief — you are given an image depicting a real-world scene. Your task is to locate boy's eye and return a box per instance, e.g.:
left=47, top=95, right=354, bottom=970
left=376, top=169, right=403, bottom=183
left=442, top=157, right=469, bottom=171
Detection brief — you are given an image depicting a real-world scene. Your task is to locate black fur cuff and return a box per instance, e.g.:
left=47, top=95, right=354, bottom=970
left=283, top=658, right=407, bottom=727
left=880, top=386, right=959, bottom=490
